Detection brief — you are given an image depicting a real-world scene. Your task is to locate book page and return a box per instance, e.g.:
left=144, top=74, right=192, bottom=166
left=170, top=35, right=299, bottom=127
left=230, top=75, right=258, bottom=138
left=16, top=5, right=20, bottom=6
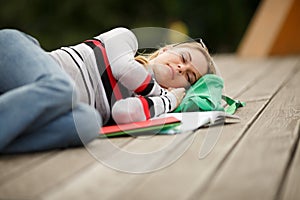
left=156, top=111, right=240, bottom=134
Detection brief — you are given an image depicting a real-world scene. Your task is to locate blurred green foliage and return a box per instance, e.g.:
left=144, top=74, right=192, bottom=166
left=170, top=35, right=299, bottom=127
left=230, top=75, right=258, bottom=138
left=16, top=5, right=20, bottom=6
left=0, top=0, right=260, bottom=53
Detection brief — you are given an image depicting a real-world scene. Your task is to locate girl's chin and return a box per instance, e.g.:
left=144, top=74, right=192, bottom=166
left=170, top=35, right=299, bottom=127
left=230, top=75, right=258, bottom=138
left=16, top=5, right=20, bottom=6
left=156, top=79, right=169, bottom=89
left=157, top=81, right=168, bottom=88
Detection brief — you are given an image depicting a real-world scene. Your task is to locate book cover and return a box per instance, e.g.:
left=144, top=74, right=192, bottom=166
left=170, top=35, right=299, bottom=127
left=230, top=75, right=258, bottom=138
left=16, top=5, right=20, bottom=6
left=99, top=116, right=181, bottom=137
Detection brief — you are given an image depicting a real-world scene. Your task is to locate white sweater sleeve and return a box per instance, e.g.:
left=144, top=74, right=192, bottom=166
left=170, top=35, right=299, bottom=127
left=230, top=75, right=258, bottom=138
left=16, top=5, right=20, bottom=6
left=96, top=27, right=163, bottom=96
left=112, top=93, right=177, bottom=124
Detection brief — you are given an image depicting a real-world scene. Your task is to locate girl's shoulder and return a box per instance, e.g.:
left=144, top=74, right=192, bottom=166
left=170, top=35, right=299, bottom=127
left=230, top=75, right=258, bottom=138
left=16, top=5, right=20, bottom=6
left=94, top=27, right=138, bottom=49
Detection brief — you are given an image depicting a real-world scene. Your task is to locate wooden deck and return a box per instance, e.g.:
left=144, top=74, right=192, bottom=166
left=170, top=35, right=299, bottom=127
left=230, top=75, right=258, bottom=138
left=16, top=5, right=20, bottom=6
left=0, top=55, right=299, bottom=200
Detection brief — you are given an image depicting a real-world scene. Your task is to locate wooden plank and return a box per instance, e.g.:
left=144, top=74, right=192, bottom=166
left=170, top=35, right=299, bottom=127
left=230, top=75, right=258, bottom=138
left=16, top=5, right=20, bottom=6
left=221, top=58, right=273, bottom=98
left=42, top=159, right=144, bottom=200
left=213, top=55, right=243, bottom=81
left=0, top=151, right=55, bottom=184
left=41, top=57, right=297, bottom=200
left=238, top=57, right=299, bottom=102
left=193, top=61, right=300, bottom=200
left=0, top=148, right=93, bottom=199
left=0, top=137, right=132, bottom=199
left=205, top=55, right=276, bottom=98
left=237, top=0, right=300, bottom=57
left=279, top=120, right=300, bottom=200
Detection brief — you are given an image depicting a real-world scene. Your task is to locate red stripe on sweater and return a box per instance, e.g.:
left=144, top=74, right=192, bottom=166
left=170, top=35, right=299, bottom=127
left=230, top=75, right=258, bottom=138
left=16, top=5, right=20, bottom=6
left=138, top=97, right=151, bottom=120
left=88, top=39, right=123, bottom=100
left=134, top=74, right=151, bottom=94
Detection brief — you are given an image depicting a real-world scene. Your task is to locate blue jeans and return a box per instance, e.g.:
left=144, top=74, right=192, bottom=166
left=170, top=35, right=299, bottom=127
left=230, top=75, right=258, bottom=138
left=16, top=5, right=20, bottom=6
left=0, top=29, right=102, bottom=153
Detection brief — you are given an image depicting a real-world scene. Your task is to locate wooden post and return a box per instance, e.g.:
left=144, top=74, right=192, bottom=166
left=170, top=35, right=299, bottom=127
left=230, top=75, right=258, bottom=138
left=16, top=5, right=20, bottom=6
left=237, top=0, right=300, bottom=57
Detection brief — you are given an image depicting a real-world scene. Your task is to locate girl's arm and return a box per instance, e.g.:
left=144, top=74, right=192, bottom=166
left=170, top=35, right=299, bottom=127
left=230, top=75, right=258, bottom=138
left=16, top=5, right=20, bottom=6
left=97, top=27, right=163, bottom=97
left=112, top=88, right=185, bottom=124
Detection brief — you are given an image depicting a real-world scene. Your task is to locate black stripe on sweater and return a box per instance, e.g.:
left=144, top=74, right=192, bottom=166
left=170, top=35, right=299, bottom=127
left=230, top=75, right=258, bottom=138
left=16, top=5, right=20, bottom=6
left=137, top=79, right=155, bottom=96
left=84, top=41, right=116, bottom=107
left=144, top=97, right=155, bottom=117
left=61, top=48, right=91, bottom=104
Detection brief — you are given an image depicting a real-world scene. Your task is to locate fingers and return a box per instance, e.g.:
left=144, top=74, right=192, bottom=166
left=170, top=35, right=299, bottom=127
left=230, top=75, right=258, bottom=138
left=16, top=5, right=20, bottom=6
left=169, top=88, right=186, bottom=107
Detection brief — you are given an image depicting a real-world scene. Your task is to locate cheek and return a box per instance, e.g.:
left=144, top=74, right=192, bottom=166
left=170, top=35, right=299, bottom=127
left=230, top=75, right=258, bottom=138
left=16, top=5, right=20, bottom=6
left=155, top=51, right=178, bottom=64
left=152, top=66, right=169, bottom=87
left=174, top=77, right=189, bottom=88
left=155, top=54, right=169, bottom=64
left=170, top=77, right=190, bottom=88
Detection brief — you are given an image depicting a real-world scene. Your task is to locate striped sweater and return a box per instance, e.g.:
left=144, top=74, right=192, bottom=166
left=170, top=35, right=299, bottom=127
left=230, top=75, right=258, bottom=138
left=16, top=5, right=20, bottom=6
left=49, top=27, right=177, bottom=125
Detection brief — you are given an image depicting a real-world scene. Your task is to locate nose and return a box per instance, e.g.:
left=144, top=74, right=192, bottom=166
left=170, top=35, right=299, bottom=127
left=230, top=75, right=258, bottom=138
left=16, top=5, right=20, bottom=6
left=177, top=64, right=188, bottom=74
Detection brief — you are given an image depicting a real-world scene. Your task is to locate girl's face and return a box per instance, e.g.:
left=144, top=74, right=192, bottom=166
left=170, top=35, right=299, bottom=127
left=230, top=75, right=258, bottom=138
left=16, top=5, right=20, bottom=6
left=148, top=46, right=208, bottom=88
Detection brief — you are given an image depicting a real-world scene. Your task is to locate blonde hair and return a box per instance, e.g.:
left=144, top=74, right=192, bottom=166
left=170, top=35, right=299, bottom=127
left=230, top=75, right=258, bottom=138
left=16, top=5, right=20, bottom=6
left=135, top=42, right=217, bottom=77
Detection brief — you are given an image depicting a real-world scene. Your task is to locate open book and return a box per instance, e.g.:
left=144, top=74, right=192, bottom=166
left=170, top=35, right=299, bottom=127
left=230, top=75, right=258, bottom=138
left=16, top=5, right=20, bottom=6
left=155, top=111, right=240, bottom=134
left=99, top=111, right=240, bottom=137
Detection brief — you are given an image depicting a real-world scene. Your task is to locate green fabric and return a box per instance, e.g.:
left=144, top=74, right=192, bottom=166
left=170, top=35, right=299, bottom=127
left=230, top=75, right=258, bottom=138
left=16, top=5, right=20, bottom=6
left=222, top=95, right=246, bottom=115
left=174, top=74, right=225, bottom=113
left=173, top=74, right=246, bottom=114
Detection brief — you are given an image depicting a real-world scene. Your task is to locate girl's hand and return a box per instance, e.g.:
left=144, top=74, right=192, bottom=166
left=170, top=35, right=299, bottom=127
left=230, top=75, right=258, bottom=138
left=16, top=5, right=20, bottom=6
left=168, top=87, right=186, bottom=108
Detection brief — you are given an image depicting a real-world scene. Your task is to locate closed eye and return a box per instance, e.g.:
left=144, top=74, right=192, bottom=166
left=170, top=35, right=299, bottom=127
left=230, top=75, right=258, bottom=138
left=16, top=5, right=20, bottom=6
left=181, top=53, right=188, bottom=63
left=187, top=71, right=197, bottom=84
left=186, top=74, right=191, bottom=83
left=185, top=72, right=195, bottom=84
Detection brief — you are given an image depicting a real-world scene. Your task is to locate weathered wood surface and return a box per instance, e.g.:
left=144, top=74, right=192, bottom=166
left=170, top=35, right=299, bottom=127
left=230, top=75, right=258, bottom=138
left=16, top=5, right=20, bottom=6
left=0, top=55, right=299, bottom=200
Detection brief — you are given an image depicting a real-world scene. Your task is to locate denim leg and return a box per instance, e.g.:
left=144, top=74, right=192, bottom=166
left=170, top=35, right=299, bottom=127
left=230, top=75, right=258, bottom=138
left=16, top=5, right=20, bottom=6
left=1, top=103, right=101, bottom=153
left=0, top=29, right=70, bottom=91
left=0, top=29, right=101, bottom=152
